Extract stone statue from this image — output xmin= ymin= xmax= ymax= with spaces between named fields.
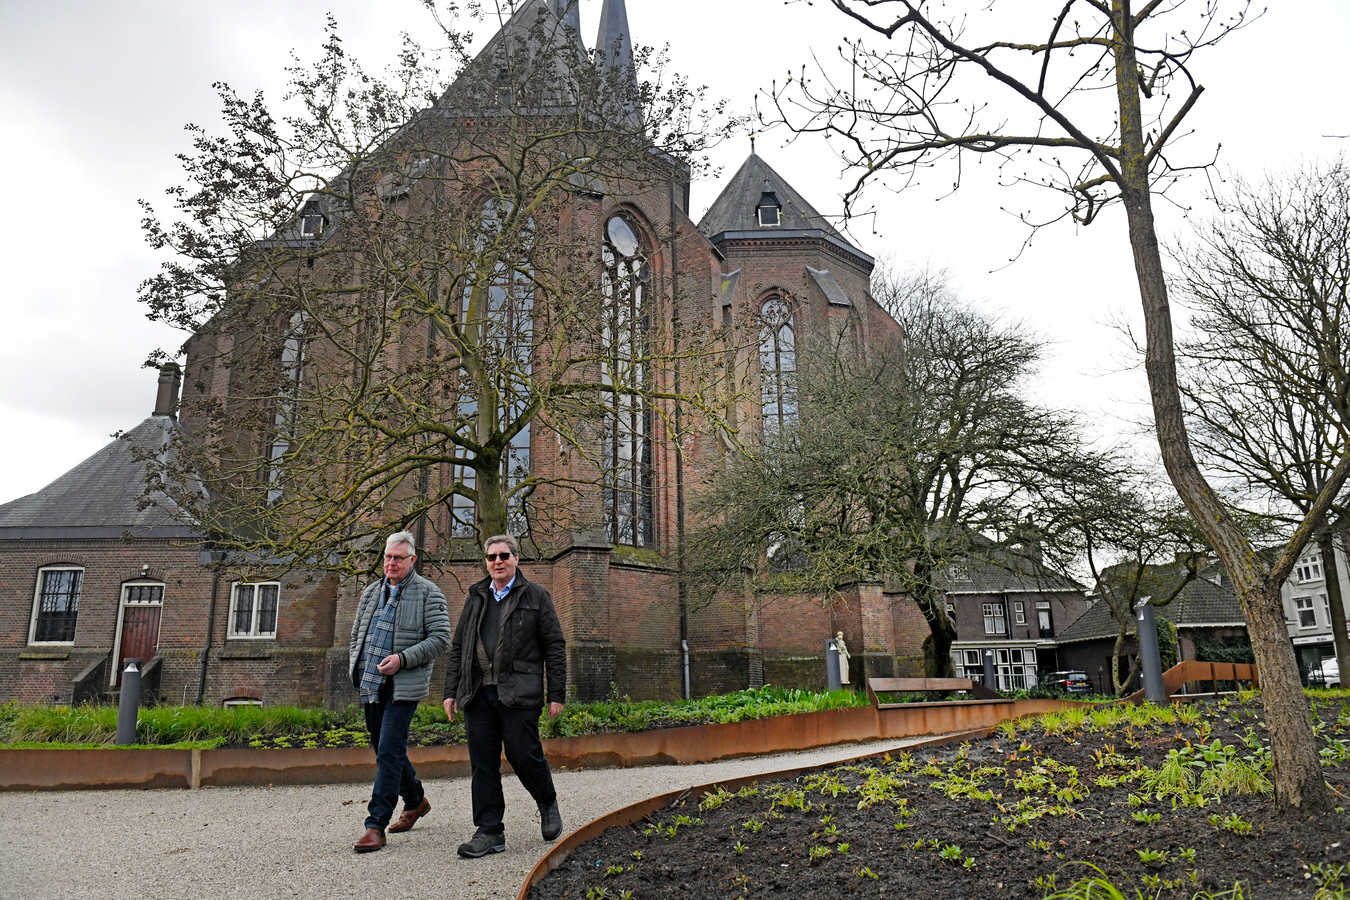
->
xmin=835 ymin=632 xmax=851 ymax=684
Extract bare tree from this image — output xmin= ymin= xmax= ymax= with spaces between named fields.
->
xmin=139 ymin=5 xmax=741 ymax=572
xmin=767 ymin=0 xmax=1341 ymax=812
xmin=1173 ymin=158 xmax=1350 ymax=680
xmin=689 ymin=270 xmax=1111 ymax=676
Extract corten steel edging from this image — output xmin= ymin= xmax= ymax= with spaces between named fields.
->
xmin=0 ymin=748 xmax=193 ymax=791
xmin=516 ymin=728 xmax=994 ymax=900
xmin=0 ymin=699 xmax=1081 ymax=792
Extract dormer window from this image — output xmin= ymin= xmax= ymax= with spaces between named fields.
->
xmin=757 ymin=191 xmax=781 ymax=227
xmin=300 ymin=200 xmax=325 ymax=239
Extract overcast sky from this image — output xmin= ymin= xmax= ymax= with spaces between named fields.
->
xmin=0 ymin=0 xmax=1345 ymax=505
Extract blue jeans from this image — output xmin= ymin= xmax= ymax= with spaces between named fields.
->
xmin=363 ymin=686 xmax=422 ymax=830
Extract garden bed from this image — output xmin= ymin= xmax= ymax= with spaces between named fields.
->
xmin=528 ymin=691 xmax=1350 ymax=900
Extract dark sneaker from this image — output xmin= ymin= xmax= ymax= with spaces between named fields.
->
xmin=457 ymin=830 xmax=506 ymax=858
xmin=540 ymin=801 xmax=563 ymax=841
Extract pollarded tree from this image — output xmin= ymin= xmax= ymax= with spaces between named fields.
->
xmin=1172 ymin=158 xmax=1350 ymax=680
xmin=689 ymin=270 xmax=1113 ymax=676
xmin=768 ymin=0 xmax=1342 ymax=812
xmin=139 ymin=2 xmax=741 ymax=573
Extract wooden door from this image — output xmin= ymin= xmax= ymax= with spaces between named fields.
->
xmin=116 ymin=586 xmax=163 ymax=686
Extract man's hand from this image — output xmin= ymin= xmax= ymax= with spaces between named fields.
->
xmin=548 ymin=701 xmax=564 ymax=719
xmin=376 ymin=654 xmax=402 ymax=675
xmin=443 ymin=697 xmax=458 ymax=721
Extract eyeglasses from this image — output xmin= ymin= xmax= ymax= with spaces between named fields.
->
xmin=485 ymin=552 xmax=514 ymax=562
xmin=383 ymin=554 xmax=412 ymax=562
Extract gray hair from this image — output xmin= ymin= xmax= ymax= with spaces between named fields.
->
xmin=482 ymin=534 xmax=520 ymax=557
xmin=385 ymin=530 xmax=417 ymax=556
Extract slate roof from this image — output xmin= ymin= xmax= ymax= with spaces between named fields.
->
xmin=940 ymin=553 xmax=1084 ymax=595
xmin=1054 ymin=574 xmax=1245 ymax=645
xmin=0 ymin=416 xmax=198 ymax=539
xmin=697 ymin=152 xmax=871 ymax=263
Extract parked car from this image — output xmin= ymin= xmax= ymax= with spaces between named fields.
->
xmin=1310 ymin=657 xmax=1340 ymax=688
xmin=1040 ymin=671 xmax=1093 ymax=694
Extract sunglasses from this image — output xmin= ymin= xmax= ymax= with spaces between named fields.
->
xmin=485 ymin=552 xmax=514 ymax=561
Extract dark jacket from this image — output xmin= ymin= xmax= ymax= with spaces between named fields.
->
xmin=445 ymin=571 xmax=566 ymax=709
xmin=348 ymin=571 xmax=452 ymax=702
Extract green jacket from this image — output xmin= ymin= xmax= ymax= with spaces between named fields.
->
xmin=348 ymin=572 xmax=452 ymax=702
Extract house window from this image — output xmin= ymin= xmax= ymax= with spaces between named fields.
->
xmin=223 ymin=697 xmax=263 ymax=709
xmin=951 ymin=649 xmax=983 ymax=679
xmin=995 ymin=647 xmax=1037 ymax=691
xmin=1036 ymin=600 xmax=1053 ymax=637
xmin=1295 ymin=554 xmax=1324 ymax=584
xmin=945 ymin=600 xmax=956 ymax=622
xmin=757 ymin=192 xmax=781 ymax=226
xmin=229 ymin=583 xmax=279 ymax=639
xmin=982 ymin=602 xmax=1007 ymax=635
xmin=30 ymin=566 xmax=83 ymax=644
xmin=759 ymin=296 xmax=797 ymax=441
xmin=1014 ymin=601 xmax=1026 ymax=625
xmin=601 ymin=213 xmax=654 ymax=547
xmin=299 ymin=199 xmax=325 ymax=238
xmin=1294 ymin=595 xmax=1317 ymax=630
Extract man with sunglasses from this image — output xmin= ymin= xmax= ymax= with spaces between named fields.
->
xmin=443 ymin=534 xmax=566 ymax=858
xmin=349 ymin=530 xmax=452 ymax=852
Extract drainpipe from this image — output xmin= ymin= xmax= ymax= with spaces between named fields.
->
xmin=196 ymin=564 xmax=222 ymax=706
xmin=669 ymin=178 xmax=690 ymax=699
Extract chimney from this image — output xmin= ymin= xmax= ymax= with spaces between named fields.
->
xmin=153 ymin=363 xmax=182 ymax=418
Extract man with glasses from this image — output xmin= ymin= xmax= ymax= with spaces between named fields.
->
xmin=443 ymin=534 xmax=566 ymax=858
xmin=349 ymin=530 xmax=451 ymax=852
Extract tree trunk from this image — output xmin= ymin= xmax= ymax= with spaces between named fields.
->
xmin=1111 ymin=0 xmax=1330 ymax=812
xmin=1320 ymin=530 xmax=1350 ymax=679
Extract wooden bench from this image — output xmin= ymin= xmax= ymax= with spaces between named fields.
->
xmin=866 ymin=676 xmax=1001 ymax=709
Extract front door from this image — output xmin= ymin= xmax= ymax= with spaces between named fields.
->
xmin=115 ymin=584 xmax=163 ymax=686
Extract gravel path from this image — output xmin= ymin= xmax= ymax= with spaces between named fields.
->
xmin=0 ymin=737 xmax=938 ymax=900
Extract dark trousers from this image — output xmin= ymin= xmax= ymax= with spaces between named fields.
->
xmin=464 ymin=685 xmax=556 ymax=835
xmin=363 ymin=681 xmax=422 ymax=830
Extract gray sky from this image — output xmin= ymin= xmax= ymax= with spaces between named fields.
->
xmin=0 ymin=0 xmax=1345 ymax=504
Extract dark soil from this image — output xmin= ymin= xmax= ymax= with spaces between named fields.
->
xmin=530 ymin=693 xmax=1350 ymax=900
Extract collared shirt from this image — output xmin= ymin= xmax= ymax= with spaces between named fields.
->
xmin=490 ymin=575 xmax=515 ymax=603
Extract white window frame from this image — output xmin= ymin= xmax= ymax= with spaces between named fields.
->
xmin=1014 ymin=601 xmax=1026 ymax=625
xmin=982 ymin=602 xmax=1007 ymax=635
xmin=109 ymin=581 xmax=165 ymax=686
xmin=223 ymin=698 xmax=263 ymax=708
xmin=995 ymin=647 xmax=1037 ymax=691
xmin=29 ymin=565 xmax=84 ymax=646
xmin=1294 ymin=595 xmax=1317 ymax=630
xmin=1295 ymin=555 xmax=1324 ymax=584
xmin=228 ymin=582 xmax=281 ymax=640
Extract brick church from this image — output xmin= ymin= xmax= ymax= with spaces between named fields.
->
xmin=0 ymin=0 xmax=927 ymax=708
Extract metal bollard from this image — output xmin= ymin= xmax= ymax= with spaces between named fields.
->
xmin=115 ymin=659 xmax=142 ymax=745
xmin=982 ymin=649 xmax=997 ymax=691
xmin=825 ymin=640 xmax=842 ymax=692
xmin=1136 ymin=602 xmax=1167 ymax=702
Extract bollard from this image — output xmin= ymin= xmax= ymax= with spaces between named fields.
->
xmin=982 ymin=649 xmax=997 ymax=691
xmin=825 ymin=640 xmax=842 ymax=692
xmin=1136 ymin=602 xmax=1167 ymax=702
xmin=115 ymin=659 xmax=142 ymax=745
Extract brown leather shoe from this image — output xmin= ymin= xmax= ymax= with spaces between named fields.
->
xmin=387 ymin=797 xmax=431 ymax=833
xmin=353 ymin=827 xmax=386 ymax=852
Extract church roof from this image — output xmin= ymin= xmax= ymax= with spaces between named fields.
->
xmin=0 ymin=416 xmax=199 ymax=539
xmin=697 ymin=152 xmax=871 ymax=263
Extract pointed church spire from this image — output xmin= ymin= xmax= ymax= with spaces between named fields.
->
xmin=549 ymin=0 xmax=582 ymax=36
xmin=596 ymin=0 xmax=635 ymax=77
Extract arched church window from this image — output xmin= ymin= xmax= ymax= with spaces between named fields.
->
xmin=449 ymin=198 xmax=534 ymax=538
xmin=601 ymin=213 xmax=654 ymax=547
xmin=759 ymin=296 xmax=797 ymax=441
xmin=267 ymin=311 xmax=307 ymax=504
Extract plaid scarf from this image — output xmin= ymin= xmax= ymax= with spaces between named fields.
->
xmin=358 ymin=581 xmax=402 ymax=702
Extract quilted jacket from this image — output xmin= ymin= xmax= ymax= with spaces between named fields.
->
xmin=348 ymin=572 xmax=452 ymax=702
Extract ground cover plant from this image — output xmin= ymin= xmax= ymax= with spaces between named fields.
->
xmin=0 ymin=686 xmax=866 ymax=749
xmin=530 ymin=690 xmax=1350 ymax=900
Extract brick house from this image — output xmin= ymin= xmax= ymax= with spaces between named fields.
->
xmin=942 ymin=552 xmax=1092 ymax=691
xmin=0 ymin=0 xmax=920 ymax=707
